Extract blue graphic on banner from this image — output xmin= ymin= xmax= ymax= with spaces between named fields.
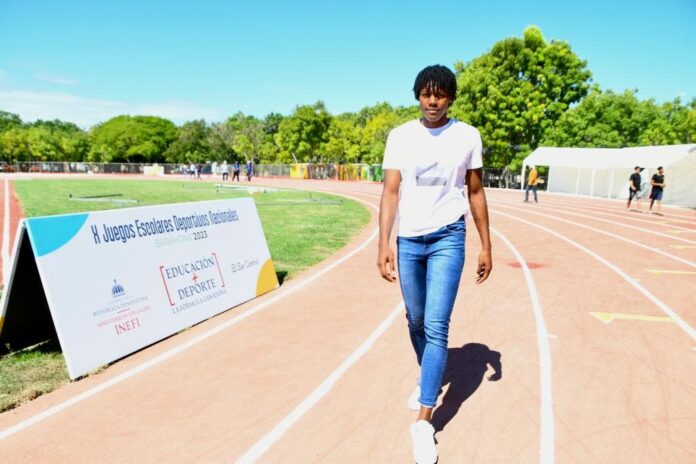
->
xmin=26 ymin=213 xmax=90 ymax=257
xmin=111 ymin=279 xmax=126 ymax=298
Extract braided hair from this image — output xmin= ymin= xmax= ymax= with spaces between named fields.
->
xmin=412 ymin=65 xmax=457 ymax=101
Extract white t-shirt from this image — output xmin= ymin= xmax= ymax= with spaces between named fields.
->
xmin=382 ymin=118 xmax=483 ymax=237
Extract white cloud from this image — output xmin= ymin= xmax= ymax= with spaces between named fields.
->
xmin=0 ymin=89 xmax=225 ymax=128
xmin=34 ymin=72 xmax=79 ymax=86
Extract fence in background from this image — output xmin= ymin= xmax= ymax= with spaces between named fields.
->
xmin=0 ymin=161 xmax=525 ymax=188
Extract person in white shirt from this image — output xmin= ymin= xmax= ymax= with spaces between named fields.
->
xmin=377 ymin=65 xmax=492 ymax=464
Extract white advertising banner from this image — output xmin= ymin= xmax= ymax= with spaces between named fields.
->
xmin=17 ymin=198 xmax=278 ymax=379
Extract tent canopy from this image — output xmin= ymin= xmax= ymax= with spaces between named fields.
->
xmin=523 ymin=144 xmax=696 ymax=169
xmin=520 ymin=144 xmax=696 ymax=208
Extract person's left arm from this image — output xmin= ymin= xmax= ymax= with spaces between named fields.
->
xmin=466 ymin=168 xmax=492 ymax=283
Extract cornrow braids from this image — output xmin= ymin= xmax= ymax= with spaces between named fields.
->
xmin=412 ymin=65 xmax=457 ymax=101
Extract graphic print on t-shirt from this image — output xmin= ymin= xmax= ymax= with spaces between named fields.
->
xmin=415 ymin=162 xmax=448 ymax=187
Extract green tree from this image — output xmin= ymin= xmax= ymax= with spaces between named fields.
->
xmin=206 ymin=122 xmax=237 ymax=162
xmin=361 ymin=108 xmax=405 ymax=164
xmin=228 ymin=112 xmax=264 ymax=161
xmin=274 ymin=102 xmax=331 ymax=162
xmin=321 ymin=115 xmax=362 ymax=163
xmin=164 ymin=119 xmax=210 ymax=163
xmin=542 ymin=89 xmax=678 ymax=148
xmin=27 ymin=120 xmax=90 ymax=161
xmin=0 ymin=127 xmax=30 ymax=162
xmin=659 ymin=98 xmax=696 ymax=144
xmin=89 ymin=115 xmax=176 ymax=163
xmin=0 ymin=111 xmax=22 ymax=133
xmin=451 ymin=25 xmax=592 ymax=169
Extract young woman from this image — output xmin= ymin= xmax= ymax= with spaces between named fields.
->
xmin=377 ymin=65 xmax=492 ymax=464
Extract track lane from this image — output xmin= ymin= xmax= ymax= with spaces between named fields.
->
xmin=486 ymin=207 xmax=696 ymax=463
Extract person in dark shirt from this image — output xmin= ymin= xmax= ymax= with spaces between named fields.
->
xmin=232 ymin=161 xmax=241 ymax=182
xmin=649 ymin=166 xmax=666 ymax=215
xmin=626 ymin=166 xmax=642 ymax=211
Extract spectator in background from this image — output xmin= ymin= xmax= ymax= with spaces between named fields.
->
xmin=189 ymin=162 xmax=196 ymax=180
xmin=221 ymin=161 xmax=230 ymax=181
xmin=649 ymin=166 xmax=666 ymax=215
xmin=232 ymin=160 xmax=241 ymax=182
xmin=524 ymin=165 xmax=539 ymax=203
xmin=626 ymin=166 xmax=642 ymax=211
xmin=246 ymin=159 xmax=253 ymax=181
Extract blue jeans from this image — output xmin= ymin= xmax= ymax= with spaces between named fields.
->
xmin=525 ymin=184 xmax=537 ymax=202
xmin=397 ymin=219 xmax=465 ymax=407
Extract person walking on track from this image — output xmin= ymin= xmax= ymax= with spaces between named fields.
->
xmin=377 ymin=64 xmax=493 ymax=464
xmin=649 ymin=166 xmax=666 ymax=215
xmin=524 ymin=165 xmax=539 ymax=203
xmin=626 ymin=166 xmax=643 ymax=211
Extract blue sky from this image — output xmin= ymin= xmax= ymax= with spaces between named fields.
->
xmin=1 ymin=0 xmax=694 ymax=127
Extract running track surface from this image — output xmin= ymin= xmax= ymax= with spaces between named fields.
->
xmin=0 ymin=174 xmax=694 ymax=463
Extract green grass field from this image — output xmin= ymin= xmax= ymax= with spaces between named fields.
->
xmin=1 ymin=178 xmax=370 ymax=412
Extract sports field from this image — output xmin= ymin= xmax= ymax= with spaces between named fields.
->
xmin=0 ymin=174 xmax=695 ymax=463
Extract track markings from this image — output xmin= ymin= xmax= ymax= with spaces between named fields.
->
xmin=590 ymin=312 xmax=675 ymax=324
xmin=491 ymin=209 xmax=696 ymax=341
xmin=235 ymin=302 xmax=404 ymax=464
xmin=645 ymin=269 xmax=696 ymax=276
xmin=670 ymin=245 xmax=696 ymax=249
xmin=490 ymin=202 xmax=696 ymax=268
xmin=491 ymin=227 xmax=555 ymax=464
xmin=492 ymin=197 xmax=696 ymax=243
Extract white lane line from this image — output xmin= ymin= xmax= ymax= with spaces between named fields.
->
xmin=490 ymin=189 xmax=696 ymax=224
xmin=492 ymin=227 xmax=555 ymax=464
xmin=235 ymin=301 xmax=404 ymax=463
xmin=491 ymin=202 xmax=696 ymax=269
xmin=0 ymin=191 xmax=380 ymax=441
xmin=494 ymin=199 xmax=696 ymax=243
xmin=518 ymin=198 xmax=696 ymax=233
xmin=2 ymin=179 xmax=10 ymax=287
xmin=492 ymin=209 xmax=696 ymax=341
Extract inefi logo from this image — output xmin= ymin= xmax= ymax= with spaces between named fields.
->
xmin=111 ymin=279 xmax=126 ymax=298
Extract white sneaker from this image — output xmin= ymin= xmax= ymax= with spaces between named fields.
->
xmin=410 ymin=420 xmax=437 ymax=464
xmin=408 ymin=385 xmax=421 ymax=411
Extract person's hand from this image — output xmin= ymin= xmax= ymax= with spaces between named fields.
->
xmin=377 ymin=244 xmax=397 ymax=282
xmin=476 ymin=249 xmax=492 ymax=284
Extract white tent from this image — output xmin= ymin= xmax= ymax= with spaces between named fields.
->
xmin=521 ymin=144 xmax=696 ymax=208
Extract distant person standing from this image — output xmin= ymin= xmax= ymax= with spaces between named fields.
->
xmin=649 ymin=166 xmax=666 ymax=215
xmin=524 ymin=165 xmax=539 ymax=203
xmin=221 ymin=162 xmax=230 ymax=181
xmin=626 ymin=166 xmax=642 ymax=211
xmin=246 ymin=160 xmax=253 ymax=181
xmin=196 ymin=163 xmax=202 ymax=180
xmin=232 ymin=161 xmax=241 ymax=181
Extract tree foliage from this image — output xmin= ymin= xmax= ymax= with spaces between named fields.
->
xmin=89 ymin=116 xmax=177 ymax=163
xmin=275 ymin=102 xmax=332 ymax=162
xmin=542 ymin=90 xmax=696 ymax=148
xmin=164 ymin=119 xmax=210 ymax=163
xmin=451 ymin=25 xmax=592 ymax=169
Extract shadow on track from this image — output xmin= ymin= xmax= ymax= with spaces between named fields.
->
xmin=432 ymin=343 xmax=502 ymax=433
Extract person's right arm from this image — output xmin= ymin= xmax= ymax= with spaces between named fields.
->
xmin=377 ymin=169 xmax=401 ymax=282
